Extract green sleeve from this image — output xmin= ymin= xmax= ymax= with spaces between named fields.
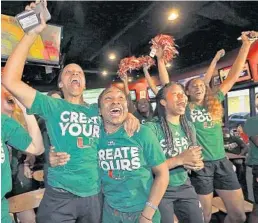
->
xmin=143 ymin=121 xmax=158 ymax=135
xmin=137 ymin=126 xmax=166 ymax=167
xmin=2 ymin=115 xmax=32 ymax=152
xmin=26 ymin=91 xmax=60 ymax=119
xmin=244 ymin=117 xmax=258 ymax=137
xmin=215 ymin=90 xmax=225 ymax=102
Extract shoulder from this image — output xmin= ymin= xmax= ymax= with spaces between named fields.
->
xmin=144 ymin=119 xmax=160 ymax=132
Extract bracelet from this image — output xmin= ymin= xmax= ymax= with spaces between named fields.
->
xmin=141 ymin=213 xmax=152 ymax=222
xmin=146 ymin=201 xmax=158 ymax=211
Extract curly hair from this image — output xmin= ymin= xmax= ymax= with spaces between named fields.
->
xmin=185 ymin=78 xmax=224 ymax=123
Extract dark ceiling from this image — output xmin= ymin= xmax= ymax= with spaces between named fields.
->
xmin=1 ymin=1 xmax=258 ymax=91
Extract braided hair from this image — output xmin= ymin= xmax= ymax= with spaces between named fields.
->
xmin=156 ymin=82 xmax=196 ymax=156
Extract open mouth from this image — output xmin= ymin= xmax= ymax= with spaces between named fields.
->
xmin=70 ymin=78 xmax=81 ymax=87
xmin=195 ymin=91 xmax=203 ymax=96
xmin=7 ymin=97 xmax=15 ymax=105
xmin=109 ymin=108 xmax=122 ymax=117
xmin=177 ymin=101 xmax=186 ymax=107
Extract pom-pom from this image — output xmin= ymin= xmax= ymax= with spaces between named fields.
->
xmin=138 ymin=56 xmax=155 ymax=67
xmin=149 ymin=34 xmax=179 ymax=63
xmin=117 ymin=56 xmax=141 ymax=78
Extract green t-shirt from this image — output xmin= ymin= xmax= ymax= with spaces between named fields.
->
xmin=185 ymin=91 xmax=225 ymax=161
xmin=244 ymin=116 xmax=258 ymax=165
xmin=145 ymin=120 xmax=193 ymax=187
xmin=98 ymin=125 xmax=166 ymax=212
xmin=27 ymin=91 xmax=101 ymax=197
xmin=1 ymin=114 xmax=32 ymax=223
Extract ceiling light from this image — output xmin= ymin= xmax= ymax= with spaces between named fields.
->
xmin=102 ymin=70 xmax=108 ymax=76
xmin=168 ymin=10 xmax=179 ymax=21
xmin=128 ymin=77 xmax=133 ymax=82
xmin=108 ymin=53 xmax=116 ymax=61
xmin=166 ymin=63 xmax=172 ymax=68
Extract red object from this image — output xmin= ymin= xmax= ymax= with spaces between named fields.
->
xmin=108 ymin=170 xmax=113 ymax=178
xmin=138 ymin=56 xmax=155 ymax=67
xmin=117 ymin=56 xmax=141 ymax=77
xmin=239 ymin=132 xmax=249 ymax=144
xmin=247 ymin=40 xmax=258 ymax=82
xmin=150 ymin=34 xmax=179 ymax=63
xmin=117 ymin=56 xmax=155 ymax=78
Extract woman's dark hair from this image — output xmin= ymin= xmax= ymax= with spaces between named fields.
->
xmin=156 ymin=82 xmax=196 ymax=155
xmin=98 ymin=86 xmax=128 ymax=110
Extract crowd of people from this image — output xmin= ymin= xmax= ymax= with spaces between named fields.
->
xmin=1 ymin=2 xmax=258 ymax=223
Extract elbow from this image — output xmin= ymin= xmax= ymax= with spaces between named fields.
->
xmin=35 ymin=145 xmax=45 ymax=156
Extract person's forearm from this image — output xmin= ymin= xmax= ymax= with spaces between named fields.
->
xmin=3 ymin=34 xmax=38 ymax=86
xmin=144 ymin=70 xmax=158 ymax=95
xmin=23 ymin=111 xmax=44 ymax=155
xmin=142 ymin=171 xmax=169 ymax=219
xmin=157 ymin=58 xmax=170 ymax=85
xmin=166 ymin=156 xmax=183 ymax=169
xmin=123 ymin=81 xmax=130 ymax=96
xmin=203 ymin=58 xmax=218 ymax=85
xmin=220 ymin=42 xmax=251 ymax=94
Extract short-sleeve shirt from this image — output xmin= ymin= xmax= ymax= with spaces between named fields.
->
xmin=27 ymin=91 xmax=101 ymax=197
xmin=145 ymin=120 xmax=194 ymax=187
xmin=244 ymin=116 xmax=258 ymax=165
xmin=185 ymin=90 xmax=225 ymax=161
xmin=1 ymin=114 xmax=32 ymax=223
xmin=98 ymin=125 xmax=166 ymax=212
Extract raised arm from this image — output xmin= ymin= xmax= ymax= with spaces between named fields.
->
xmin=17 ymin=99 xmax=44 ymax=154
xmin=156 ymin=47 xmax=170 ymax=85
xmin=120 ymin=74 xmax=136 ymax=113
xmin=203 ymin=49 xmax=225 ymax=85
xmin=143 ymin=64 xmax=159 ymax=95
xmin=2 ymin=3 xmax=47 ymax=109
xmin=219 ymin=31 xmax=256 ymax=95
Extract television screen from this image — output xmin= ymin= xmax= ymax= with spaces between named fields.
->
xmin=83 ymin=88 xmax=105 ymax=104
xmin=147 ymin=85 xmax=162 ymax=99
xmin=129 ymin=90 xmax=136 ymax=101
xmin=219 ymin=61 xmax=252 ymax=83
xmin=1 ymin=14 xmax=62 ymax=66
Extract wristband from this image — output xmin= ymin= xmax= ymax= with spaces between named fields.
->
xmin=141 ymin=213 xmax=152 ymax=222
xmin=146 ymin=201 xmax=158 ymax=211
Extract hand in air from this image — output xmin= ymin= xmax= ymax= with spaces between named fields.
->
xmin=143 ymin=64 xmax=151 ymax=73
xmin=214 ymin=49 xmax=225 ymax=61
xmin=241 ymin=31 xmax=258 ymax=45
xmin=25 ymin=1 xmax=47 ymax=35
xmin=155 ymin=47 xmax=164 ymax=60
